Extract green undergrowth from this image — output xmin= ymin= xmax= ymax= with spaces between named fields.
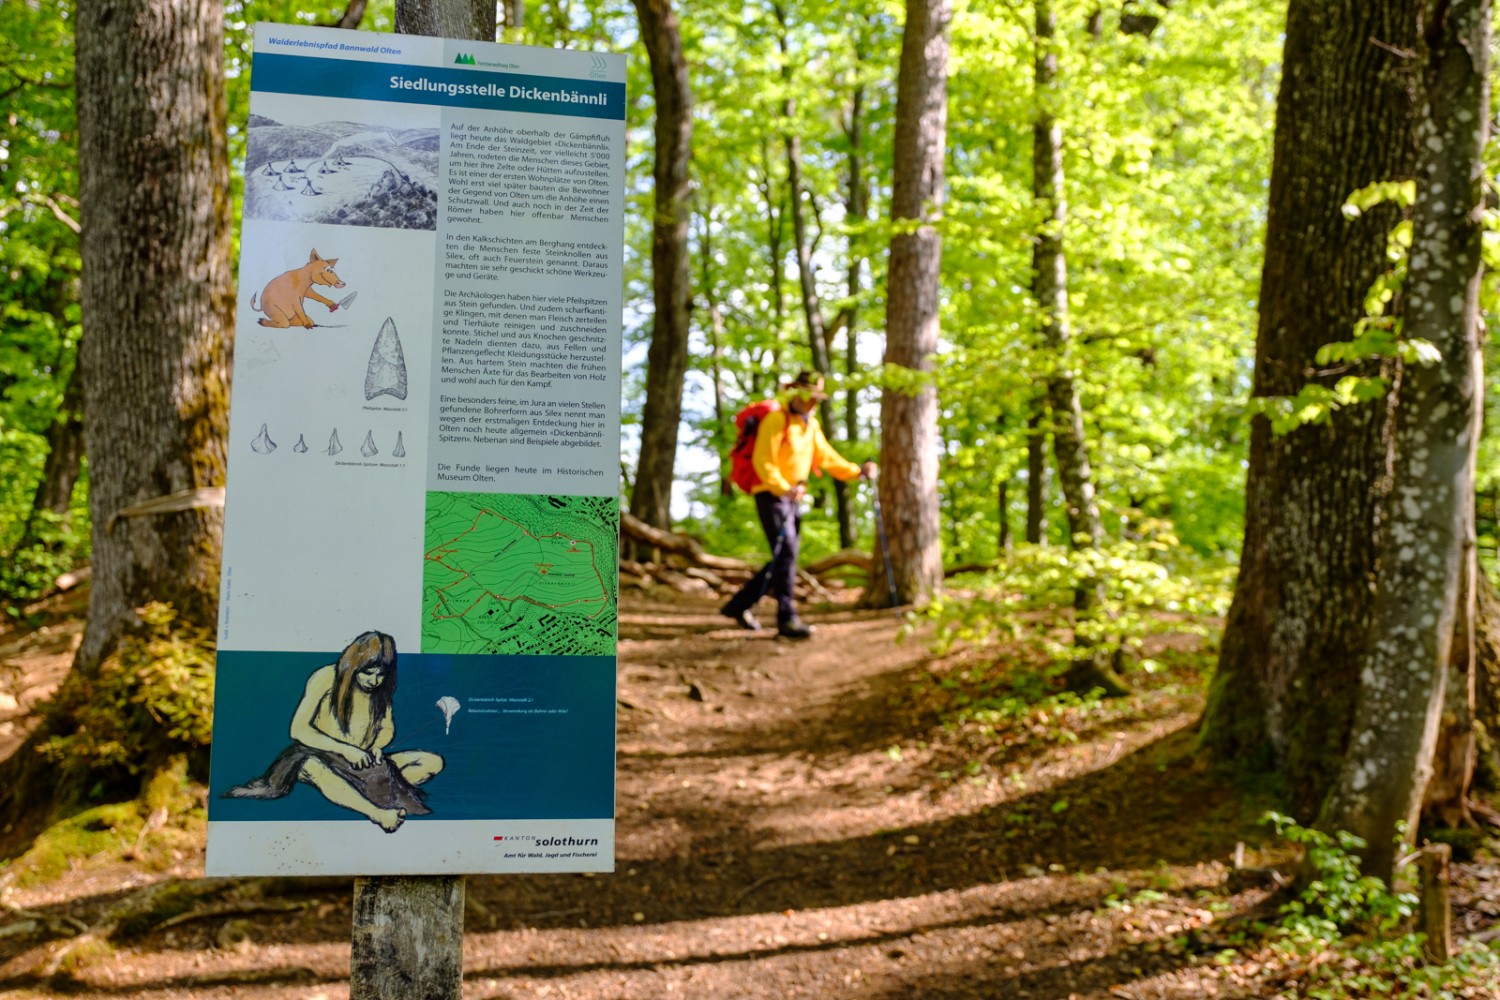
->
xmin=5 ymin=755 xmax=206 ymax=888
xmin=924 ymin=527 xmax=1233 ymax=669
xmin=36 ymin=601 xmax=214 ymax=794
xmin=1216 ymin=815 xmax=1500 ymax=999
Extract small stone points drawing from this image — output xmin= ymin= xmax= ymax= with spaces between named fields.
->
xmin=392 ymin=432 xmax=407 ymax=458
xmin=251 ymin=424 xmax=277 ymax=454
xmin=327 ymin=429 xmax=343 ymax=456
xmin=293 ymin=434 xmax=309 ymax=453
xmin=361 ymin=430 xmax=379 ymax=458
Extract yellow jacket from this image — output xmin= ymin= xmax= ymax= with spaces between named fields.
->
xmin=751 ymin=401 xmax=862 ymax=496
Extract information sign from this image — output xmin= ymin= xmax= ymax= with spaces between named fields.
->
xmin=206 ymin=24 xmax=625 ymax=876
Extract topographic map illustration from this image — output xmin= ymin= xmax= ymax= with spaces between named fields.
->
xmin=422 ymin=492 xmax=618 ymax=655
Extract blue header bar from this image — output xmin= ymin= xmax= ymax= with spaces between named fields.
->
xmin=251 ymin=52 xmax=626 ymax=122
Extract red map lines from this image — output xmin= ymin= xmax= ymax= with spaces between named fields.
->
xmin=424 ymin=507 xmax=608 ymax=622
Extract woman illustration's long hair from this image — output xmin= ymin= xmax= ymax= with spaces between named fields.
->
xmin=330 ymin=630 xmax=397 ymax=741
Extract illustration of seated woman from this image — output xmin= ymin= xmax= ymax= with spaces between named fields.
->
xmin=223 ymin=630 xmax=442 ymax=832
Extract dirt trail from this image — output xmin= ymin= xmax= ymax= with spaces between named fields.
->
xmin=2 ymin=590 xmax=1278 ymax=998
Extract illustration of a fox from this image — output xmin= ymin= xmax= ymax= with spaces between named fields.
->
xmin=251 ymin=250 xmax=347 ymax=328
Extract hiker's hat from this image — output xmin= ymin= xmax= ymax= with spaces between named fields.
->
xmin=785 ymin=370 xmax=830 ymax=400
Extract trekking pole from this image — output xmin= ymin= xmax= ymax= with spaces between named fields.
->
xmin=870 ymin=486 xmax=900 ymax=612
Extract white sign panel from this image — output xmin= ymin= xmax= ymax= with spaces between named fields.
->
xmin=207 ymin=24 xmax=625 ymax=876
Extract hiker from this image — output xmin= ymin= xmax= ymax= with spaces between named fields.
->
xmin=720 ymin=371 xmax=877 ymax=639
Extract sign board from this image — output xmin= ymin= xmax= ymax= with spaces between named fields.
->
xmin=206 ymin=24 xmax=626 ymax=876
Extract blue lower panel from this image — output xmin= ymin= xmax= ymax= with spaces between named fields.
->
xmin=208 ymin=650 xmax=615 ymax=822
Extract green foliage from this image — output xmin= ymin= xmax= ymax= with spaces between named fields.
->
xmin=0 ymin=0 xmax=84 ymax=581
xmin=1259 ymin=812 xmax=1500 ymax=1000
xmin=0 ymin=509 xmax=87 ymax=606
xmin=38 ymin=603 xmax=215 ymax=779
xmin=925 ymin=522 xmax=1233 ymax=670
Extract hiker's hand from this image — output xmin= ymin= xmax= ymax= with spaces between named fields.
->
xmin=789 ymin=483 xmax=807 ymax=502
xmin=862 ymin=462 xmax=878 ymax=481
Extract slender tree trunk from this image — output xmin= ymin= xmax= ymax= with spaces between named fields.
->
xmin=502 ymin=0 xmax=523 ymax=33
xmin=1025 ymin=401 xmax=1048 ymax=544
xmin=873 ymin=0 xmax=948 ymax=608
xmin=842 ymin=62 xmax=868 ymax=448
xmin=1425 ymin=527 xmax=1477 ymax=828
xmin=998 ymin=478 xmax=1012 ymax=555
xmin=1032 ymin=0 xmax=1121 ymax=695
xmin=628 ymin=0 xmax=693 ymax=556
xmin=771 ymin=4 xmax=856 ymax=548
xmin=697 ymin=198 xmax=731 ymax=492
xmin=1199 ymin=0 xmax=1420 ymax=818
xmin=1320 ymin=0 xmax=1488 ymax=880
xmin=16 ymin=357 xmax=85 ymax=550
xmin=73 ymin=0 xmax=233 ymax=671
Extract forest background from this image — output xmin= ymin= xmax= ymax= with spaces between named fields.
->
xmin=6 ymin=0 xmax=1500 ymax=991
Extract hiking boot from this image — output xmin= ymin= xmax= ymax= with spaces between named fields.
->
xmin=721 ymin=606 xmax=762 ymax=631
xmin=777 ymin=618 xmax=815 ymax=640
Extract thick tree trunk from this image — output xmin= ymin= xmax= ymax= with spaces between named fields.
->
xmin=1032 ymin=0 xmax=1122 ymax=696
xmin=73 ymin=0 xmax=234 ymax=671
xmin=1320 ymin=0 xmax=1488 ymax=881
xmin=628 ymin=0 xmax=693 ymax=556
xmin=873 ymin=0 xmax=948 ymax=608
xmin=1198 ymin=0 xmax=1420 ymax=818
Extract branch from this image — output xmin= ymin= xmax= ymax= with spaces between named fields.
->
xmin=39 ymin=194 xmax=80 ymax=234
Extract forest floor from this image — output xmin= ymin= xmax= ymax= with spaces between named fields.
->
xmin=3 ymin=585 xmax=1500 ymax=998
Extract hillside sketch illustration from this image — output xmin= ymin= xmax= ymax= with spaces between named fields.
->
xmin=245 ymin=115 xmax=439 ymax=230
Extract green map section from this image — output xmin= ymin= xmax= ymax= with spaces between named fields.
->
xmin=422 ymin=492 xmax=618 ymax=655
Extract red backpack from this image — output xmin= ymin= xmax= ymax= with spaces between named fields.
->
xmin=728 ymin=399 xmax=780 ymax=494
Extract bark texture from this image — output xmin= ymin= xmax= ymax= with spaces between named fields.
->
xmin=73 ymin=0 xmax=234 ymax=670
xmin=396 ymin=0 xmax=478 ymax=35
xmin=1320 ymin=0 xmax=1488 ymax=880
xmin=1199 ymin=0 xmax=1421 ymax=817
xmin=350 ymin=876 xmax=465 ymax=999
xmin=628 ymin=0 xmax=693 ymax=555
xmin=874 ymin=0 xmax=949 ymax=607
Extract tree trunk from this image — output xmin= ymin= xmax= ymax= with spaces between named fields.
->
xmin=1424 ymin=529 xmax=1477 ymax=828
xmin=73 ymin=0 xmax=234 ymax=672
xmin=873 ymin=0 xmax=948 ymax=608
xmin=1198 ymin=0 xmax=1421 ymax=819
xmin=396 ymin=0 xmax=477 ymax=35
xmin=842 ymin=63 xmax=868 ymax=448
xmin=1026 ymin=400 xmax=1048 ymax=544
xmin=1032 ymin=0 xmax=1122 ymax=696
xmin=772 ymin=3 xmax=855 ymax=548
xmin=628 ymin=0 xmax=693 ymax=556
xmin=1319 ymin=0 xmax=1488 ymax=881
xmin=15 ymin=357 xmax=85 ymax=548
xmin=697 ymin=197 xmax=730 ymax=491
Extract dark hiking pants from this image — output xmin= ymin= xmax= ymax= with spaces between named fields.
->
xmin=723 ymin=490 xmax=801 ymax=624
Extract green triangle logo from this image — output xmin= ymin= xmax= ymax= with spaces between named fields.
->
xmin=455 ymin=53 xmax=476 ymax=65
